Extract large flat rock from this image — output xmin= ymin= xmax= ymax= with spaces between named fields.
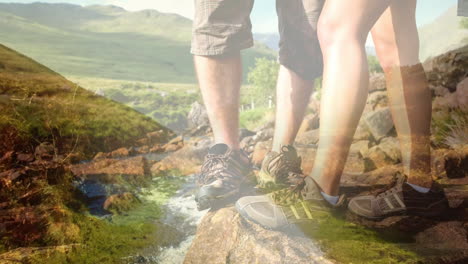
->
xmin=184 ymin=207 xmax=331 ymax=264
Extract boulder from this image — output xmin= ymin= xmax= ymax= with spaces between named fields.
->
xmin=415 ymin=221 xmax=468 ymax=250
xmin=296 ymin=147 xmax=317 ymax=175
xmin=109 ymin=147 xmax=129 ymax=158
xmin=364 ymin=107 xmax=394 ymax=141
xmin=146 ymin=130 xmax=167 ymax=145
xmin=378 ymin=137 xmax=401 ymax=163
xmin=350 ymin=140 xmax=370 ymax=157
xmin=152 ymin=137 xmax=213 ymax=175
xmin=184 ymin=207 xmax=331 ymax=264
xmin=367 ymin=90 xmax=388 ymax=110
xmin=343 ymin=153 xmax=366 ymax=175
xmin=366 ymin=146 xmax=396 ymax=169
xmin=432 ymin=147 xmax=468 ymax=179
xmin=70 ymin=156 xmax=151 ymax=181
xmin=297 ymin=114 xmax=319 ymax=135
xmin=251 ymin=140 xmax=272 ymax=167
xmin=187 ymin=102 xmax=209 ymax=129
xmin=368 ymin=73 xmax=387 ymax=92
xmin=353 ymin=122 xmax=372 ymax=142
xmin=296 ymin=129 xmax=319 ymax=146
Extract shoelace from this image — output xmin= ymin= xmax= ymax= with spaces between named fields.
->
xmin=374 ymin=176 xmax=402 ymax=198
xmin=199 ymin=154 xmax=237 ymax=185
xmin=271 ymin=146 xmax=302 ymax=182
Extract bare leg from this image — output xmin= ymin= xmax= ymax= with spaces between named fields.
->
xmin=194 ymin=54 xmax=242 ymax=150
xmin=372 ymin=0 xmax=433 ymax=188
xmin=272 ymin=66 xmax=315 ymax=152
xmin=311 ymin=0 xmax=390 ymax=195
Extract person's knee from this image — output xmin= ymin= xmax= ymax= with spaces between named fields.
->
xmin=373 ymin=34 xmax=399 ymax=70
xmin=317 ymin=16 xmax=365 ymax=54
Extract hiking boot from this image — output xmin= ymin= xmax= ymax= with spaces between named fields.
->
xmin=195 ymin=143 xmax=252 ymax=211
xmin=235 ymin=173 xmax=345 ymax=230
xmin=257 ymin=145 xmax=302 ymax=189
xmin=348 ymin=175 xmax=449 ymax=220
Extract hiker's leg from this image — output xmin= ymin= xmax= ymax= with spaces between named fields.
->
xmin=372 ymin=0 xmax=432 ymax=188
xmin=194 ymin=55 xmax=242 ymax=149
xmin=272 ymin=67 xmax=315 ymax=152
xmin=311 ymin=0 xmax=390 ymax=195
xmin=191 ymin=0 xmax=254 ymax=150
xmin=272 ymin=0 xmax=324 ymax=152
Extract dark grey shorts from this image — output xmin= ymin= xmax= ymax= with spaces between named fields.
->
xmin=191 ymin=0 xmax=325 ymax=80
xmin=459 ymin=0 xmax=468 ymax=17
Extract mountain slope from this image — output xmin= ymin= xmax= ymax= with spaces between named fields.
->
xmin=419 ymin=6 xmax=468 ymax=61
xmin=0 ymin=3 xmax=275 ymax=83
xmin=0 ymin=43 xmax=169 ymax=157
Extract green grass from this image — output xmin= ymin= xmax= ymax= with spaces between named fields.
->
xmin=240 ymin=107 xmax=274 ymax=131
xmin=0 ymin=44 xmax=170 ymax=157
xmin=298 ymin=212 xmax=423 ymax=264
xmin=0 ymin=3 xmax=276 ymax=83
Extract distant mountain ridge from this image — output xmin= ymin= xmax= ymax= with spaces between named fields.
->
xmin=0 ymin=3 xmax=274 ymax=83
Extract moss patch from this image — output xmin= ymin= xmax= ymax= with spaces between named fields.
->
xmin=298 ymin=212 xmax=423 ymax=264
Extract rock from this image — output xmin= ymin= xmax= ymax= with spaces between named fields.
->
xmin=34 ymin=142 xmax=55 ymax=161
xmin=378 ymin=137 xmax=401 ymax=162
xmin=146 ymin=130 xmax=167 ymax=144
xmin=109 ymin=147 xmax=129 ymax=158
xmin=152 ymin=137 xmax=213 ymax=175
xmin=297 ymin=114 xmax=319 ymax=135
xmin=0 ymin=151 xmax=14 ymax=166
xmin=253 ymin=128 xmax=274 ymax=143
xmin=343 ymin=153 xmax=366 ymax=175
xmin=251 ymin=140 xmax=272 ymax=167
xmin=296 ymin=147 xmax=317 ymax=175
xmin=341 ymin=164 xmax=402 ymax=188
xmin=367 ymin=90 xmax=388 ymax=110
xmin=93 ymin=152 xmax=108 ymax=161
xmin=184 ymin=207 xmax=332 ymax=264
xmin=239 ymin=128 xmax=255 ymax=140
xmin=149 ymin=144 xmax=165 ymax=153
xmin=103 ymin=192 xmax=140 ymax=214
xmin=296 ymin=129 xmax=319 ymax=146
xmin=432 ymin=147 xmax=468 ymax=179
xmin=70 ymin=156 xmax=151 ymax=181
xmin=368 ymin=73 xmax=387 ymax=92
xmin=415 ymin=222 xmax=468 ymax=250
xmin=254 ymin=119 xmax=275 ymax=133
xmin=364 ymin=107 xmax=394 ymax=141
xmin=163 ymin=136 xmax=184 ymax=152
xmin=456 ymin=77 xmax=468 ymax=107
xmin=16 ymin=153 xmax=34 ymax=163
xmin=353 ymin=122 xmax=372 ymax=142
xmin=350 ymin=140 xmax=370 ymax=157
xmin=187 ymin=102 xmax=209 ymax=129
xmin=366 ymin=146 xmax=395 ymax=169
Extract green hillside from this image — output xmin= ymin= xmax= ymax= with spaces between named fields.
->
xmin=0 ymin=43 xmax=169 ymax=158
xmin=419 ymin=6 xmax=468 ymax=61
xmin=0 ymin=2 xmax=275 ymax=83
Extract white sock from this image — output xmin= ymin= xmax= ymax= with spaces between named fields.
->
xmin=406 ymin=182 xmax=430 ymax=193
xmin=321 ymin=191 xmax=339 ymax=205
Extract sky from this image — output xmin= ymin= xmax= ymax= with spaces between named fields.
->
xmin=0 ymin=0 xmax=459 ymax=33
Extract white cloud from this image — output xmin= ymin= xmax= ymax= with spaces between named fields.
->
xmin=103 ymin=0 xmax=194 ymax=18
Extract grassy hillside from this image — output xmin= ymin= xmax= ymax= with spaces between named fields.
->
xmin=0 ymin=43 xmax=169 ymax=158
xmin=0 ymin=2 xmax=275 ymax=83
xmin=419 ymin=6 xmax=468 ymax=61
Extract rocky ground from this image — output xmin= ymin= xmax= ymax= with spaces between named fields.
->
xmin=1 ymin=45 xmax=467 ymax=263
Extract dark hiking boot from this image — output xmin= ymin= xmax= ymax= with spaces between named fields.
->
xmin=258 ymin=145 xmax=302 ymax=189
xmin=348 ymin=174 xmax=449 ymax=219
xmin=236 ymin=173 xmax=345 ymax=230
xmin=195 ymin=144 xmax=253 ymax=211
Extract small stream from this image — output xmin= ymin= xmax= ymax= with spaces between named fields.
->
xmin=152 ymin=175 xmax=207 ymax=264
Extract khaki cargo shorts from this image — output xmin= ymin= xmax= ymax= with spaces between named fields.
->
xmin=191 ymin=0 xmax=325 ymax=80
